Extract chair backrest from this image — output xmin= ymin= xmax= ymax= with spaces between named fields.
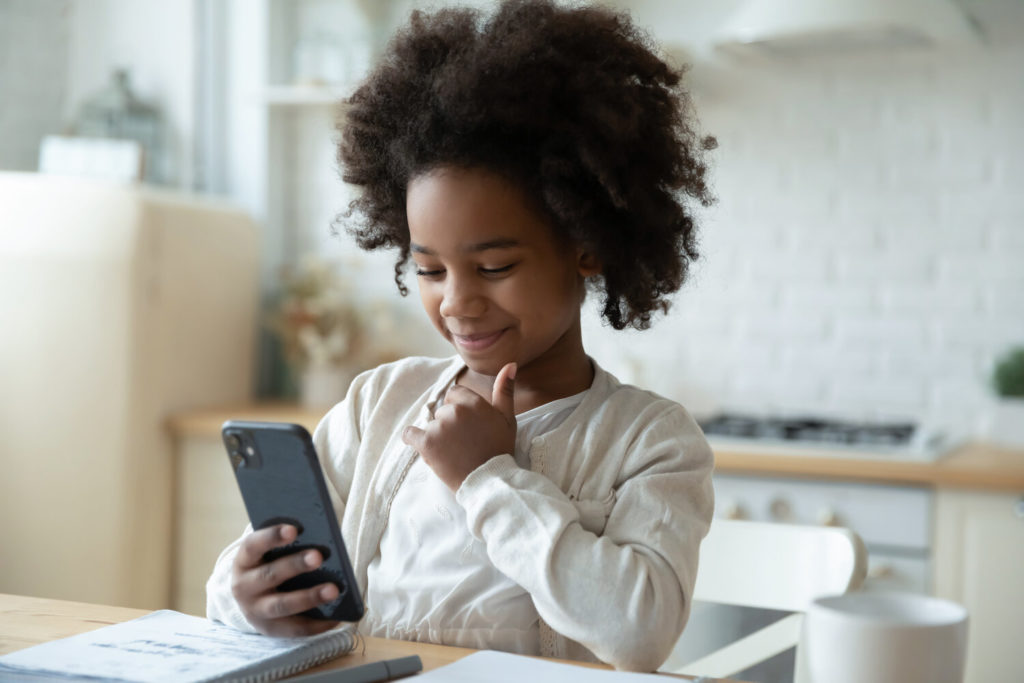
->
xmin=694 ymin=518 xmax=868 ymax=610
xmin=664 ymin=519 xmax=868 ymax=681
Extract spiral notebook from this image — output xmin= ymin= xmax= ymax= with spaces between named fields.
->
xmin=0 ymin=610 xmax=358 ymax=683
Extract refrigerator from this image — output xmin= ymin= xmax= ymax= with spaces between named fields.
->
xmin=0 ymin=171 xmax=259 ymax=609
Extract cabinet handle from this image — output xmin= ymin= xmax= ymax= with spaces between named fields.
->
xmin=769 ymin=497 xmax=792 ymax=521
xmin=868 ymin=564 xmax=894 ymax=580
xmin=817 ymin=506 xmax=840 ymax=527
xmin=723 ymin=501 xmax=746 ymax=520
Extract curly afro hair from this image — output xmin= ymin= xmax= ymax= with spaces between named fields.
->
xmin=337 ymin=0 xmax=715 ymax=330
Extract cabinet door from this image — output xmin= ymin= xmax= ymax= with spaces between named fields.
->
xmin=173 ymin=435 xmax=250 ymax=616
xmin=933 ymin=489 xmax=1024 ymax=683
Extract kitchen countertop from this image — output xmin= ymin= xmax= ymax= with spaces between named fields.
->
xmin=168 ymin=404 xmax=1024 ymax=492
xmin=711 ymin=441 xmax=1024 ymax=491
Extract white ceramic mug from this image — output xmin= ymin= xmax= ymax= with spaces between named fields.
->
xmin=803 ymin=592 xmax=968 ymax=683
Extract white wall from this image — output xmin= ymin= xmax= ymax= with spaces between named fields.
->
xmin=0 ymin=0 xmax=71 ymax=171
xmin=285 ymin=0 xmax=1024 ymax=435
xmin=581 ymin=1 xmax=1024 ymax=436
xmin=0 ymin=0 xmax=197 ymax=188
xmin=65 ymin=0 xmax=198 ymax=188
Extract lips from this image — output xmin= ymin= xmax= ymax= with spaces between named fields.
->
xmin=450 ymin=328 xmax=507 ymax=351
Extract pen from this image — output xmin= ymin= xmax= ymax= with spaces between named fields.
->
xmin=284 ymin=655 xmax=423 ymax=683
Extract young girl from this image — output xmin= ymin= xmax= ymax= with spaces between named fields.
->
xmin=207 ymin=0 xmax=716 ymax=672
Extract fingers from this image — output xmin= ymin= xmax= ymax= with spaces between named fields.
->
xmin=442 ymin=384 xmax=485 ymax=407
xmin=402 ymin=424 xmax=426 ymax=451
xmin=230 ymin=525 xmax=347 ymax=636
xmin=235 ymin=524 xmax=297 ymax=570
xmin=236 ymin=548 xmax=325 ymax=599
xmin=490 ymin=362 xmax=517 ymax=421
xmin=250 ymin=581 xmax=340 ymax=624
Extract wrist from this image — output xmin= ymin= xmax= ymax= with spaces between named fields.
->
xmin=454 ymin=453 xmax=519 ymax=499
xmin=442 ymin=453 xmax=499 ymax=492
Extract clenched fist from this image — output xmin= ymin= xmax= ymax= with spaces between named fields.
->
xmin=402 ymin=362 xmax=517 ymax=491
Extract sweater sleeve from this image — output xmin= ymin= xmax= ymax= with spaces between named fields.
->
xmin=454 ymin=404 xmax=714 ymax=672
xmin=205 ymin=385 xmax=366 ymax=630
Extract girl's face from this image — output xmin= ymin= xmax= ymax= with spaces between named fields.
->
xmin=406 ymin=167 xmax=596 ymax=380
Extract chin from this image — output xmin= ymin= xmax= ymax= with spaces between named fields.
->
xmin=456 ymin=353 xmax=510 ymax=378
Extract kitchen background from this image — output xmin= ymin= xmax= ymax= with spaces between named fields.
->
xmin=3 ymin=0 xmax=1021 ymax=435
xmin=1 ymin=1 xmax=1022 ymax=682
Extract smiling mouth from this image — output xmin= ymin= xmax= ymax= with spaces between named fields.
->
xmin=451 ymin=328 xmax=507 ymax=351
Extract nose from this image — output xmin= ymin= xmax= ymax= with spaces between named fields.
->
xmin=439 ymin=272 xmax=487 ymax=319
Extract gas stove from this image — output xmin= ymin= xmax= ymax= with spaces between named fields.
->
xmin=697 ymin=413 xmax=956 ymax=461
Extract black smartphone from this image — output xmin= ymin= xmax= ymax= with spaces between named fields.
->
xmin=221 ymin=420 xmax=364 ymax=622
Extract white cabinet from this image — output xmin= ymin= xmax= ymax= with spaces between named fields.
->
xmin=172 ymin=434 xmax=251 ymax=616
xmin=933 ymin=489 xmax=1024 ymax=683
xmin=0 ymin=174 xmax=258 ymax=610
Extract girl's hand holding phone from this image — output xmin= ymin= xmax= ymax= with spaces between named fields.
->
xmin=231 ymin=524 xmax=342 ymax=637
xmin=403 ymin=362 xmax=517 ymax=491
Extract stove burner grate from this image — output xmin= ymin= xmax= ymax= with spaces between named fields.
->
xmin=698 ymin=414 xmax=917 ymax=448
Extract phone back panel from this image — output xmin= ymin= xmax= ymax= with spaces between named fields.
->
xmin=221 ymin=420 xmax=364 ymax=622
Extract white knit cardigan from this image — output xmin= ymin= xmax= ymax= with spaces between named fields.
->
xmin=206 ymin=355 xmax=714 ymax=672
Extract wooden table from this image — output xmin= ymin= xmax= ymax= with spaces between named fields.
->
xmin=0 ymin=593 xmax=736 ymax=681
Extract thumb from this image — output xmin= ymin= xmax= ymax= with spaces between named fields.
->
xmin=491 ymin=362 xmax=517 ymax=421
xmin=402 ymin=424 xmax=426 ymax=451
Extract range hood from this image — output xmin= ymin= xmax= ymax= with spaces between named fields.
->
xmin=714 ymin=0 xmax=978 ymax=56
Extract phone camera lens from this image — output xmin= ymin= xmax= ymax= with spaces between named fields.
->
xmin=226 ymin=434 xmax=241 ymax=453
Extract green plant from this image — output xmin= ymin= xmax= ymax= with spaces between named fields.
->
xmin=992 ymin=346 xmax=1024 ymax=398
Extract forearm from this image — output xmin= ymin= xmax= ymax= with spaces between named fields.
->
xmin=456 ymin=455 xmax=702 ymax=671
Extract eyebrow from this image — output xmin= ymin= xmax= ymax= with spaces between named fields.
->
xmin=410 ymin=238 xmax=521 ymax=255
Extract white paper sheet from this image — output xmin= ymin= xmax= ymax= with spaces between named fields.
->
xmin=415 ymin=651 xmax=678 ymax=682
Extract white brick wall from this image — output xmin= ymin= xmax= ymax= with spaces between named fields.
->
xmin=580 ymin=33 xmax=1024 ymax=434
xmin=283 ymin=12 xmax=1021 ymax=435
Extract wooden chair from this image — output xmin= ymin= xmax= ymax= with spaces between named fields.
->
xmin=663 ymin=519 xmax=868 ymax=681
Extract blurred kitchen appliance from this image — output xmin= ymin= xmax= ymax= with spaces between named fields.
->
xmin=699 ymin=413 xmax=955 ymax=461
xmin=714 ymin=0 xmax=978 ymax=56
xmin=0 ymin=171 xmax=259 ymax=609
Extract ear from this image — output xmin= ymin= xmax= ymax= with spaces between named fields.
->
xmin=576 ymin=248 xmax=602 ymax=277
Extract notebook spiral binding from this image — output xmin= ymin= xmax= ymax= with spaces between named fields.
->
xmin=227 ymin=626 xmax=362 ymax=683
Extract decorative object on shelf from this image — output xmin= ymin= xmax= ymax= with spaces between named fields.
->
xmin=71 ymin=69 xmax=165 ymax=184
xmin=268 ymin=255 xmax=364 ymax=408
xmin=982 ymin=345 xmax=1024 ymax=447
xmin=267 ymin=255 xmax=401 ymax=408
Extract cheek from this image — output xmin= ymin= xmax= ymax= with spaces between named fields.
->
xmin=419 ymin=283 xmax=446 ymax=324
xmin=418 ymin=283 xmax=436 ymax=312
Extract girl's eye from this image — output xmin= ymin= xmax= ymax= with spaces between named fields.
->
xmin=415 ymin=267 xmax=444 ymax=278
xmin=480 ymin=264 xmax=515 ymax=275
